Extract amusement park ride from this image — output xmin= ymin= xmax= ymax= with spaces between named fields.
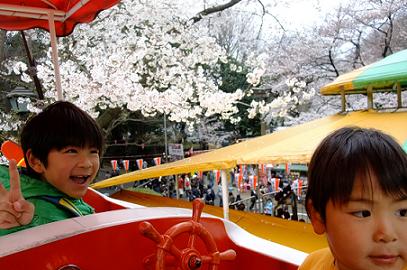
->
xmin=0 ymin=140 xmax=309 ymax=269
xmin=0 ymin=190 xmax=305 ymax=269
xmin=1 ymin=1 xmax=407 ymax=269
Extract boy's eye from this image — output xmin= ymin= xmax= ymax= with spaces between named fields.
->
xmin=64 ymin=148 xmax=78 ymax=153
xmin=352 ymin=210 xmax=371 ymax=218
xmin=396 ymin=209 xmax=407 ymax=217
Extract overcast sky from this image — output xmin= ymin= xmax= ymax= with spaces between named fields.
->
xmin=185 ymin=0 xmax=351 ymax=30
xmin=270 ymin=0 xmax=350 ymax=30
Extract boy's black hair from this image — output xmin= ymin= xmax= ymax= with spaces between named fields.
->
xmin=306 ymin=127 xmax=407 ymax=222
xmin=20 ymin=101 xmax=104 ymax=177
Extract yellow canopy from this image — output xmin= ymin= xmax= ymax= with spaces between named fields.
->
xmin=92 ymin=110 xmax=407 ymax=189
xmin=241 ymin=110 xmax=407 ymax=164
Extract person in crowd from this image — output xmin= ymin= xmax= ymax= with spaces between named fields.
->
xmin=275 ymin=208 xmax=284 ymax=218
xmin=228 ymin=191 xmax=235 ymax=209
xmin=184 ymin=174 xmax=192 ymax=199
xmin=262 ymin=184 xmax=270 ymax=195
xmin=266 ymin=182 xmax=273 ymax=193
xmin=217 ymin=185 xmax=223 ymax=207
xmin=204 ymin=185 xmax=215 ymax=205
xmin=177 ymin=175 xmax=184 ymax=198
xmin=282 ymin=210 xmax=290 ymax=219
xmin=249 ymin=189 xmax=258 ymax=210
xmin=290 ymin=213 xmax=299 ymax=221
xmin=198 ymin=179 xmax=205 ymax=198
xmin=0 ymin=101 xmax=103 ymax=235
xmin=190 ymin=185 xmax=201 ymax=201
xmin=235 ymin=194 xmax=245 ymax=211
xmin=190 ymin=174 xmax=198 ymax=187
xmin=299 ymin=127 xmax=407 ymax=270
xmin=263 ymin=198 xmax=273 ymax=216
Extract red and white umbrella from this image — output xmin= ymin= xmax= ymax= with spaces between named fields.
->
xmin=0 ymin=0 xmax=120 ymax=100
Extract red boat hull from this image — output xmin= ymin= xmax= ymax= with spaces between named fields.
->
xmin=0 ymin=189 xmax=306 ymax=269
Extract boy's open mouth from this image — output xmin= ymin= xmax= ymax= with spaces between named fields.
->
xmin=70 ymin=175 xmax=90 ymax=185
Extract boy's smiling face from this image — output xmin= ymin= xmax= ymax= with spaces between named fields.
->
xmin=31 ymin=146 xmax=100 ymax=198
xmin=311 ymin=174 xmax=407 ymax=270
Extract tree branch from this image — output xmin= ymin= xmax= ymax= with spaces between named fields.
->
xmin=328 ymin=47 xmax=340 ymax=77
xmin=190 ymin=0 xmax=243 ymax=23
xmin=264 ymin=11 xmax=286 ymax=32
xmin=255 ymin=0 xmax=266 ymax=39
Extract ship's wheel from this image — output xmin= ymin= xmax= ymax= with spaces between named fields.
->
xmin=139 ymin=199 xmax=236 ymax=270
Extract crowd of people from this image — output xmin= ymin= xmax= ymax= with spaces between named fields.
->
xmin=136 ymin=168 xmax=309 ymax=221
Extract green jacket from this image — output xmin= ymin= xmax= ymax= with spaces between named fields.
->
xmin=0 ymin=165 xmax=94 ymax=236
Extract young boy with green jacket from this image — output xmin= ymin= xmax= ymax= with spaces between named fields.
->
xmin=0 ymin=101 xmax=103 ymax=235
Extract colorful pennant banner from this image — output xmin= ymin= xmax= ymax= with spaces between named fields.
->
xmin=259 ymin=164 xmax=266 ymax=174
xmin=153 ymin=157 xmax=161 ymax=166
xmin=122 ymin=160 xmax=129 ymax=172
xmin=110 ymin=160 xmax=117 ymax=171
xmin=136 ymin=159 xmax=144 ymax=170
xmin=253 ymin=175 xmax=258 ymax=188
xmin=214 ymin=170 xmax=221 ymax=184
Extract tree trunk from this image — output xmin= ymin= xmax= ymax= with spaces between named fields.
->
xmin=96 ymin=107 xmax=123 ymax=132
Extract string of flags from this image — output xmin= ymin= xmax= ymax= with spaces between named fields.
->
xmin=109 ymin=157 xmax=163 ymax=172
xmin=122 ymin=160 xmax=129 ymax=172
xmin=213 ymin=169 xmax=221 ymax=184
xmin=153 ymin=157 xmax=161 ymax=166
xmin=110 ymin=160 xmax=118 ymax=171
xmin=108 ymin=159 xmax=294 ymax=191
xmin=259 ymin=164 xmax=266 ymax=174
xmin=136 ymin=159 xmax=143 ymax=170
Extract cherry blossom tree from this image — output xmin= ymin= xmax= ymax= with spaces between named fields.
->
xmin=2 ymin=0 xmax=300 ymax=137
xmin=33 ymin=1 xmax=258 ymax=130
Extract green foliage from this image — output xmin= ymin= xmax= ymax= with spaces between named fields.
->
xmin=213 ymin=57 xmax=261 ymax=138
xmin=217 ymin=59 xmax=249 ymax=93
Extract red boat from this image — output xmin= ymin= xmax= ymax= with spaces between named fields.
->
xmin=0 ymin=188 xmax=307 ymax=269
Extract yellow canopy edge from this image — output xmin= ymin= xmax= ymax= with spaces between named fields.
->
xmin=92 ymin=110 xmax=407 ymax=189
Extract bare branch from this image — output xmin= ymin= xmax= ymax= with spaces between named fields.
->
xmin=382 ymin=13 xmax=394 ymax=57
xmin=264 ymin=11 xmax=286 ymax=32
xmin=190 ymin=0 xmax=243 ymax=23
xmin=328 ymin=48 xmax=340 ymax=77
xmin=255 ymin=0 xmax=266 ymax=39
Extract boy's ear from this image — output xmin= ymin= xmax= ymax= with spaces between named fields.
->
xmin=26 ymin=149 xmax=45 ymax=174
xmin=307 ymin=200 xmax=326 ymax=235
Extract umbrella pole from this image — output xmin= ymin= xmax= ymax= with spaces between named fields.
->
xmin=397 ymin=82 xmax=402 ymax=108
xmin=221 ymin=170 xmax=229 ymax=220
xmin=367 ymin=86 xmax=374 ymax=110
xmin=47 ymin=11 xmax=63 ymax=101
xmin=341 ymin=90 xmax=346 ymax=112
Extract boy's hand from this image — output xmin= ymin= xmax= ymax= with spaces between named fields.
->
xmin=0 ymin=159 xmax=34 ymax=229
